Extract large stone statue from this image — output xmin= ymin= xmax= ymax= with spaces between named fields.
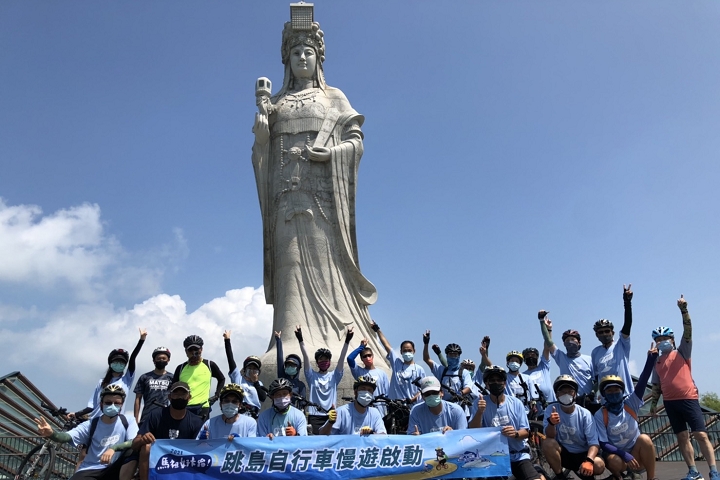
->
xmin=251 ymin=3 xmax=382 ymax=361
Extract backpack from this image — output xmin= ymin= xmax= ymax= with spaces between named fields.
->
xmin=87 ymin=414 xmax=129 ymax=445
xmin=602 ymin=404 xmax=637 ymax=427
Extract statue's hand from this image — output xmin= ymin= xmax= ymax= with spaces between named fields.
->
xmin=307 ymin=146 xmax=331 ymax=162
xmin=253 ymin=112 xmax=269 ymax=145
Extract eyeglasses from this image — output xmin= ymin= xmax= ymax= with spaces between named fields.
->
xmin=361 ymin=354 xmax=373 ymax=359
xmin=245 ymin=368 xmax=260 ymax=375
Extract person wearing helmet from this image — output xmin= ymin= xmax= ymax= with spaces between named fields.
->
xmin=590 ymin=285 xmax=634 ymax=397
xmin=407 ymin=376 xmax=467 ymax=435
xmin=503 ymin=350 xmax=535 ymax=415
xmin=594 ymin=344 xmax=658 ymax=480
xmin=320 ymin=375 xmax=386 ymax=435
xmin=649 ymin=296 xmax=718 ymax=480
xmin=295 ymin=325 xmax=353 ymax=434
xmin=370 ymin=320 xmax=426 ymax=407
xmin=35 ymin=385 xmax=140 ymax=480
xmin=273 ymin=330 xmax=307 ymax=408
xmin=541 ymin=375 xmax=604 ymax=480
xmin=196 ymin=384 xmax=256 ymax=440
xmin=222 ymin=330 xmax=266 ymax=413
xmin=134 ymin=382 xmax=204 ymax=480
xmin=460 ymin=358 xmax=483 ymax=419
xmin=538 ymin=310 xmax=594 ymax=403
xmin=521 ymin=345 xmax=556 ymax=413
xmin=468 ymin=366 xmax=541 ymax=480
xmin=346 ymin=338 xmax=390 ymax=417
xmin=133 ymin=346 xmax=173 ymax=424
xmin=172 ymin=334 xmax=225 ymax=419
xmin=421 ymin=331 xmax=472 ymax=411
xmin=257 ymin=378 xmax=308 ymax=438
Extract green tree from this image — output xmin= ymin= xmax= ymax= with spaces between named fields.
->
xmin=700 ymin=392 xmax=720 ymax=412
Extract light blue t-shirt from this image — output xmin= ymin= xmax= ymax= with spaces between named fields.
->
xmin=229 ymin=369 xmax=263 ymax=410
xmin=505 ymin=372 xmax=534 ymax=413
xmin=87 ymin=373 xmax=135 ymax=419
xmin=591 ymin=336 xmax=632 ymax=396
xmin=407 ymin=400 xmax=467 ymax=434
xmin=543 ymin=404 xmax=598 ymax=454
xmin=349 ymin=366 xmax=390 ymax=416
xmin=387 ymin=350 xmax=425 ymax=400
xmin=480 ymin=395 xmax=531 ymax=462
xmin=257 ymin=406 xmax=308 ymax=437
xmin=594 ymin=394 xmax=643 ymax=451
xmin=197 ymin=414 xmax=257 ymax=439
xmin=68 ymin=415 xmax=139 ymax=471
xmin=523 ymin=356 xmax=557 ymax=403
xmin=330 ymin=403 xmax=386 ymax=435
xmin=304 ymin=367 xmax=343 ymax=415
xmin=550 ymin=349 xmax=593 ymax=396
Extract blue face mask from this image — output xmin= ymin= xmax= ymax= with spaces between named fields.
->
xmin=401 ymin=352 xmax=414 ymax=362
xmin=221 ymin=404 xmax=239 ymax=418
xmin=605 ymin=392 xmax=624 ymax=405
xmin=657 ymin=340 xmax=673 ymax=354
xmin=424 ymin=394 xmax=441 ymax=408
xmin=447 ymin=357 xmax=460 ymax=369
xmin=103 ymin=404 xmax=121 ymax=417
xmin=285 ymin=366 xmax=298 ymax=376
xmin=110 ymin=362 xmax=126 ymax=373
xmin=507 ymin=362 xmax=521 ymax=372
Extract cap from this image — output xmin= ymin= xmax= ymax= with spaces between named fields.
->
xmin=284 ymin=355 xmax=301 ymax=367
xmin=243 ymin=356 xmax=262 ymax=369
xmin=169 ymin=382 xmax=190 ymax=393
xmin=418 ymin=376 xmax=442 ymax=394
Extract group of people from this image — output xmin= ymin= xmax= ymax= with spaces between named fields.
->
xmin=32 ymin=287 xmax=717 ymax=480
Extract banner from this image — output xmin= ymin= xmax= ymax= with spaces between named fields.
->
xmin=148 ymin=428 xmax=511 ymax=479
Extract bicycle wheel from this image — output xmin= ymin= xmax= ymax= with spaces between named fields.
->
xmin=15 ymin=443 xmax=56 ymax=480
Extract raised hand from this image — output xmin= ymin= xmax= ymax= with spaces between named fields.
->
xmin=34 ymin=417 xmax=53 ymax=437
xmin=677 ymin=294 xmax=688 ymax=312
xmin=274 ymin=331 xmax=281 ymax=339
xmin=360 ymin=338 xmax=368 ymax=347
xmin=544 ymin=318 xmax=553 ymax=331
xmin=538 ymin=310 xmax=549 ymax=320
xmin=481 ymin=336 xmax=490 ymax=350
xmin=623 ymin=284 xmax=633 ymax=302
xmin=423 ymin=330 xmax=431 ymax=345
xmin=294 ymin=326 xmax=304 ymax=343
xmin=139 ymin=328 xmax=148 ymax=340
xmin=223 ymin=330 xmax=232 ymax=339
xmin=345 ymin=327 xmax=354 ymax=344
xmin=370 ymin=320 xmax=380 ymax=333
xmin=432 ymin=344 xmax=441 ymax=355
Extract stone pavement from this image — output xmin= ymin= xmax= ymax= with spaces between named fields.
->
xmin=654 ymin=461 xmax=711 ymax=480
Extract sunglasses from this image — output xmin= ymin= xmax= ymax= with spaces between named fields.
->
xmin=103 ymin=401 xmax=123 ymax=406
xmin=361 ymin=354 xmax=373 ymax=359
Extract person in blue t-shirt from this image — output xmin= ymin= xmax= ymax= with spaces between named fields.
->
xmin=320 ymin=375 xmax=386 ymax=435
xmin=347 ymin=338 xmax=390 ymax=416
xmin=371 ymin=320 xmax=426 ymax=404
xmin=468 ymin=365 xmax=541 ymax=480
xmin=197 ymin=384 xmax=257 ymax=440
xmin=407 ymin=376 xmax=467 ymax=435
xmin=224 ymin=330 xmax=266 ymax=414
xmin=422 ymin=331 xmax=472 ymax=410
xmin=542 ymin=375 xmax=605 ymax=480
xmin=273 ymin=331 xmax=307 ymax=408
xmin=522 ymin=346 xmax=556 ymax=419
xmin=595 ymin=347 xmax=658 ymax=480
xmin=295 ymin=325 xmax=351 ymax=434
xmin=590 ymin=284 xmax=634 ymax=397
xmin=257 ymin=378 xmax=308 ymax=438
xmin=35 ymin=385 xmax=139 ymax=480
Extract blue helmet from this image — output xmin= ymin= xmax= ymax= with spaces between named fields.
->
xmin=652 ymin=326 xmax=674 ymax=340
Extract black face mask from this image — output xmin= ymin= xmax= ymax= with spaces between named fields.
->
xmin=488 ymin=383 xmax=505 ymax=396
xmin=598 ymin=334 xmax=613 ymax=345
xmin=525 ymin=357 xmax=538 ymax=368
xmin=154 ymin=361 xmax=168 ymax=370
xmin=170 ymin=398 xmax=189 ymax=410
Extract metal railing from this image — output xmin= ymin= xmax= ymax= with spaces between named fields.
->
xmin=0 ymin=436 xmax=80 ymax=480
xmin=640 ymin=413 xmax=720 ymax=461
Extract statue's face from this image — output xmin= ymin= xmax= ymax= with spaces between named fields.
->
xmin=290 ymin=44 xmax=317 ymax=79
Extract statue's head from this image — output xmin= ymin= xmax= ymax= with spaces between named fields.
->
xmin=278 ymin=4 xmax=326 ymax=93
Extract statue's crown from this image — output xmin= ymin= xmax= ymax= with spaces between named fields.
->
xmin=281 ymin=3 xmax=325 ymax=65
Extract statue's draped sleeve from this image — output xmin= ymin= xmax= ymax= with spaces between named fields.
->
xmin=251 ymin=128 xmax=275 ymax=303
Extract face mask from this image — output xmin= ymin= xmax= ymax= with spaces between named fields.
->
xmin=317 ymin=360 xmax=331 ymax=371
xmin=657 ymin=340 xmax=673 ymax=354
xmin=605 ymin=392 xmax=624 ymax=405
xmin=356 ymin=391 xmax=373 ymax=407
xmin=110 ymin=362 xmax=126 ymax=373
xmin=221 ymin=403 xmax=239 ymax=418
xmin=424 ymin=394 xmax=441 ymax=408
xmin=525 ymin=357 xmax=538 ymax=368
xmin=488 ymin=383 xmax=505 ymax=396
xmin=564 ymin=342 xmax=580 ymax=356
xmin=447 ymin=357 xmax=460 ymax=369
xmin=401 ymin=352 xmax=414 ymax=362
xmin=103 ymin=404 xmax=121 ymax=417
xmin=598 ymin=334 xmax=613 ymax=345
xmin=285 ymin=366 xmax=298 ymax=376
xmin=154 ymin=361 xmax=168 ymax=370
xmin=273 ymin=396 xmax=291 ymax=410
xmin=170 ymin=397 xmax=189 ymax=410
xmin=558 ymin=394 xmax=574 ymax=406
xmin=507 ymin=362 xmax=521 ymax=372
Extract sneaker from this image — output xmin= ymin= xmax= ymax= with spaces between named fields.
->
xmin=682 ymin=470 xmax=704 ymax=480
xmin=708 ymin=471 xmax=719 ymax=480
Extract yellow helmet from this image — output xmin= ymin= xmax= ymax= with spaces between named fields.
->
xmin=506 ymin=350 xmax=524 ymax=362
xmin=219 ymin=383 xmax=245 ymax=401
xmin=599 ymin=375 xmax=625 ymax=395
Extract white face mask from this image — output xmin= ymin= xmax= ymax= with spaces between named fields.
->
xmin=558 ymin=394 xmax=574 ymax=406
xmin=356 ymin=391 xmax=373 ymax=407
xmin=221 ymin=403 xmax=239 ymax=418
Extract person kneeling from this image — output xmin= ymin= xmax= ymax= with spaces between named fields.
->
xmin=197 ymin=384 xmax=256 ymax=440
xmin=320 ymin=375 xmax=386 ymax=435
xmin=469 ymin=366 xmax=544 ymax=480
xmin=257 ymin=378 xmax=308 ymax=438
xmin=34 ymin=385 xmax=138 ymax=480
xmin=407 ymin=376 xmax=467 ymax=435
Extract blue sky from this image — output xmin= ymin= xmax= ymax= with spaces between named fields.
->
xmin=2 ymin=1 xmax=720 ymax=409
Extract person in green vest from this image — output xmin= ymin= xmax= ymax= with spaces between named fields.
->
xmin=171 ymin=335 xmax=225 ymax=418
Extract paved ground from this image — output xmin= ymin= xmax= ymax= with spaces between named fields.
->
xmin=654 ymin=461 xmax=713 ymax=480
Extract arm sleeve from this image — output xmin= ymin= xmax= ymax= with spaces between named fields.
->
xmin=540 ymin=321 xmax=554 ymax=348
xmin=109 ymin=440 xmax=134 ymax=451
xmin=347 ymin=345 xmax=364 ymax=369
xmin=621 ymin=299 xmax=632 ymax=337
xmin=255 ymin=382 xmax=267 ymax=402
xmin=128 ymin=338 xmax=145 ymax=374
xmin=276 ymin=337 xmax=284 ymax=377
xmin=224 ymin=338 xmax=237 ymax=373
xmin=49 ymin=431 xmax=72 ymax=443
xmin=209 ymin=361 xmax=226 ymax=396
xmin=172 ymin=364 xmax=182 ymax=383
xmin=681 ymin=311 xmax=692 ymax=343
xmin=634 ymin=352 xmax=658 ymax=399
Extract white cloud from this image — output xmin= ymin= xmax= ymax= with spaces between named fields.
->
xmin=628 ymin=359 xmax=638 ymax=377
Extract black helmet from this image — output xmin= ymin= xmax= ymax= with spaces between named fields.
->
xmin=219 ymin=383 xmax=245 ymax=401
xmin=482 ymin=365 xmax=507 ymax=383
xmin=445 ymin=343 xmax=462 ymax=355
xmin=243 ymin=356 xmax=262 ymax=370
xmin=268 ymin=378 xmax=294 ymax=396
xmin=553 ymin=374 xmax=579 ymax=393
xmin=107 ymin=349 xmax=129 ymax=365
xmin=353 ymin=374 xmax=377 ymax=392
xmin=314 ymin=348 xmax=332 ymax=361
xmin=593 ymin=319 xmax=614 ymax=332
xmin=152 ymin=346 xmax=171 ymax=359
xmin=522 ymin=347 xmax=539 ymax=358
xmin=183 ymin=335 xmax=204 ymax=349
xmin=561 ymin=329 xmax=581 ymax=342
xmin=100 ymin=384 xmax=126 ymax=400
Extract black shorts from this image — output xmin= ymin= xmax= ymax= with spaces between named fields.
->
xmin=560 ymin=445 xmax=591 ymax=474
xmin=511 ymin=458 xmax=541 ymax=480
xmin=307 ymin=414 xmax=328 ymax=435
xmin=69 ymin=461 xmax=123 ymax=480
xmin=664 ymin=399 xmax=707 ymax=434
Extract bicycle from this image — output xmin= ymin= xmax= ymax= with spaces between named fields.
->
xmin=15 ymin=402 xmax=83 ymax=480
xmin=367 ymin=394 xmax=412 ymax=434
